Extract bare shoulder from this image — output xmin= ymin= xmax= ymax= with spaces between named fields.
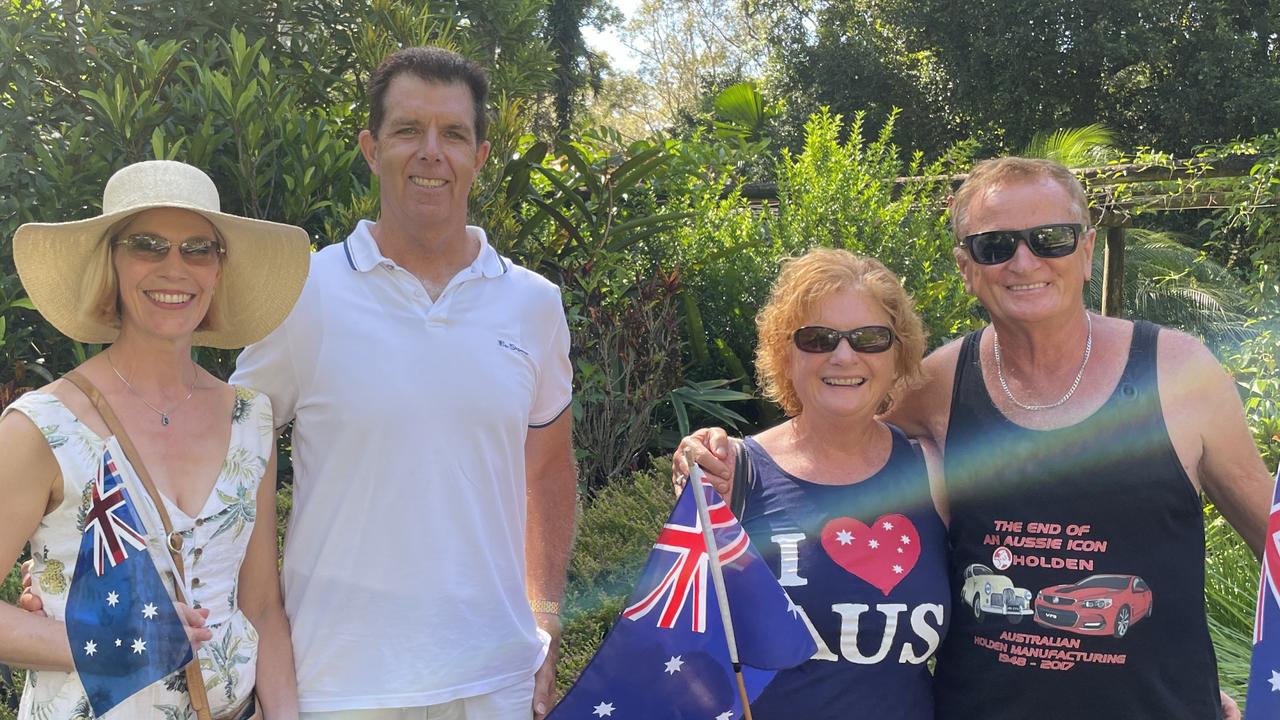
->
xmin=887 ymin=335 xmax=966 ymax=444
xmin=1153 ymin=326 xmax=1236 ymax=406
xmin=0 ymin=394 xmax=61 ymax=504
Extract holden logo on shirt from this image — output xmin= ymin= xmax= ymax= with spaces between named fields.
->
xmin=820 ymin=514 xmax=921 ymax=595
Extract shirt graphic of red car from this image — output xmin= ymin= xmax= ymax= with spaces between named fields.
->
xmin=1033 ymin=574 xmax=1153 ymax=638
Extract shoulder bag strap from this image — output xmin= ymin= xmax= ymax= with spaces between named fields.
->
xmin=728 ymin=437 xmax=754 ymax=519
xmin=63 ymin=371 xmax=214 ymax=720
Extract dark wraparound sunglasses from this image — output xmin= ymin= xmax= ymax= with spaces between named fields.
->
xmin=961 ymin=223 xmax=1084 ymax=265
xmin=793 ymin=325 xmax=895 ymax=354
xmin=114 ymin=233 xmax=225 ymax=266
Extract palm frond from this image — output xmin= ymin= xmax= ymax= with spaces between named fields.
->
xmin=1087 ymin=229 xmax=1254 ymax=342
xmin=1022 ymin=123 xmax=1116 ymax=166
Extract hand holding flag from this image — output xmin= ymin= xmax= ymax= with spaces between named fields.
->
xmin=548 ymin=473 xmax=815 ymax=719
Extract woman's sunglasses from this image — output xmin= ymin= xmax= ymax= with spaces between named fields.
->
xmin=114 ymin=233 xmax=225 ymax=267
xmin=793 ymin=325 xmax=895 ymax=354
xmin=961 ymin=223 xmax=1083 ymax=265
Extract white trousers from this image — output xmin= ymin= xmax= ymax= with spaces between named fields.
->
xmin=299 ymin=675 xmax=536 ymax=720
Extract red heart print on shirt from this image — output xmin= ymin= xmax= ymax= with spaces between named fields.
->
xmin=820 ymin=514 xmax=920 ymax=596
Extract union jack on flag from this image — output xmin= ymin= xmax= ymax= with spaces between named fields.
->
xmin=548 ymin=481 xmax=814 ymax=719
xmin=65 ymin=449 xmax=192 ymax=718
xmin=1246 ymin=465 xmax=1280 ymax=719
xmin=84 ymin=454 xmax=148 ymax=576
xmin=621 ymin=489 xmax=750 ymax=632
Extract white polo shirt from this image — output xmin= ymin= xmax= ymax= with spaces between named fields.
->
xmin=231 ymin=220 xmax=572 ymax=712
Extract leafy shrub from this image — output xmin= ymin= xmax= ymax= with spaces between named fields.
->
xmin=559 ymin=462 xmax=675 ymax=694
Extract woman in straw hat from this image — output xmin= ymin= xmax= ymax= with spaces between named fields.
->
xmin=0 ymin=160 xmax=309 ymax=719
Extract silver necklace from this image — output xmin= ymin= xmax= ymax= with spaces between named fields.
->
xmin=993 ymin=312 xmax=1092 ymax=411
xmin=106 ymin=350 xmax=198 ymax=426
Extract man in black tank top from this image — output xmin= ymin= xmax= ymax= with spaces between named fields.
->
xmin=674 ymin=158 xmax=1273 ymax=719
xmin=889 ymin=158 xmax=1271 ymax=720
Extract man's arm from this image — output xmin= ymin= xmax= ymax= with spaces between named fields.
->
xmin=525 ymin=409 xmax=577 ymax=718
xmin=1159 ymin=330 xmax=1273 ymax=557
xmin=882 ymin=337 xmax=963 ymax=447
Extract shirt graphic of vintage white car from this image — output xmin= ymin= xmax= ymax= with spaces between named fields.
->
xmin=961 ymin=563 xmax=1034 ymax=622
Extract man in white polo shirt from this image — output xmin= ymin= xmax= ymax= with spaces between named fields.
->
xmin=231 ymin=47 xmax=577 ymax=719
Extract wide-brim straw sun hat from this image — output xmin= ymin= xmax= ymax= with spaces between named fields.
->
xmin=13 ymin=160 xmax=310 ymax=349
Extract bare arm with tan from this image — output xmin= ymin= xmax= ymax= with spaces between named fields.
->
xmin=1158 ymin=329 xmax=1272 ymax=557
xmin=882 ymin=338 xmax=963 ymax=450
xmin=0 ymin=409 xmax=76 ymax=671
xmin=525 ymin=410 xmax=578 ymax=719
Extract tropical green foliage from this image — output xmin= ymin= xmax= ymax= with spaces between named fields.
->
xmin=1086 ymin=229 xmax=1256 ymax=343
xmin=756 ymin=0 xmax=1280 ymax=156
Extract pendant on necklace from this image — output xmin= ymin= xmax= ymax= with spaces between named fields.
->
xmin=161 ymin=414 xmax=170 ymax=426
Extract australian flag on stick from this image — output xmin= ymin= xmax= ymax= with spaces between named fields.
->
xmin=64 ymin=448 xmax=193 ymax=717
xmin=1246 ymin=465 xmax=1280 ymax=719
xmin=549 ymin=480 xmax=815 ymax=719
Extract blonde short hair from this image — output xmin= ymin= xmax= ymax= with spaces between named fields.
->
xmin=77 ymin=214 xmax=230 ymax=335
xmin=950 ymin=157 xmax=1090 ymax=240
xmin=755 ymin=248 xmax=926 ymax=417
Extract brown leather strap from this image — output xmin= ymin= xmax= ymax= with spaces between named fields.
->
xmin=63 ymin=370 xmax=214 ymax=720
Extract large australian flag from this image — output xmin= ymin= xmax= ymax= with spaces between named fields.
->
xmin=64 ymin=448 xmax=193 ymax=717
xmin=1246 ymin=465 xmax=1280 ymax=719
xmin=549 ymin=479 xmax=815 ymax=719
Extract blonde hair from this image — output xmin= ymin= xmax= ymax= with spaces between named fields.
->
xmin=755 ymin=248 xmax=926 ymax=417
xmin=950 ymin=157 xmax=1090 ymax=240
xmin=77 ymin=213 xmax=230 ymax=335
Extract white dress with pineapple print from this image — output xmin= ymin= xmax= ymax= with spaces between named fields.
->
xmin=4 ymin=386 xmax=273 ymax=720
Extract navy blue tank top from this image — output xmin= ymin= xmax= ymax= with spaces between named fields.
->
xmin=741 ymin=425 xmax=950 ymax=720
xmin=934 ymin=321 xmax=1220 ymax=719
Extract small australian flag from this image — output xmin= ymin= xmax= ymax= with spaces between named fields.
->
xmin=64 ymin=448 xmax=193 ymax=717
xmin=1246 ymin=464 xmax=1280 ymax=719
xmin=548 ymin=478 xmax=815 ymax=719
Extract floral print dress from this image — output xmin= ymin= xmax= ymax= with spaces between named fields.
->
xmin=4 ymin=386 xmax=273 ymax=720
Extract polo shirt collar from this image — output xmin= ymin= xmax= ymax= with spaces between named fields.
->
xmin=343 ymin=220 xmax=508 ymax=277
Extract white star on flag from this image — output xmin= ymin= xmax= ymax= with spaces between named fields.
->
xmin=142 ymin=603 xmax=158 ymax=619
xmin=786 ymin=597 xmax=801 ymax=618
xmin=882 ymin=521 xmax=894 ymax=531
xmin=897 ymin=547 xmax=904 ymax=554
xmin=114 ymin=638 xmax=122 ymax=647
xmin=83 ymin=641 xmax=97 ymax=656
xmin=716 ymin=712 xmax=734 ymax=720
xmin=892 ymin=564 xmax=904 ymax=574
xmin=900 ymin=535 xmax=911 ymax=544
xmin=592 ymin=701 xmax=615 ymax=717
xmin=106 ymin=591 xmax=120 ymax=607
xmin=131 ymin=638 xmax=146 ymax=654
xmin=868 ymin=539 xmax=879 ymax=549
xmin=1270 ymin=669 xmax=1280 ymax=692
xmin=664 ymin=656 xmax=684 ymax=675
xmin=836 ymin=529 xmax=854 ymax=545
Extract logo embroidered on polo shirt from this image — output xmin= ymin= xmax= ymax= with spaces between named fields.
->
xmin=498 ymin=339 xmax=531 ymax=357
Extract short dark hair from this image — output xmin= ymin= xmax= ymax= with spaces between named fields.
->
xmin=366 ymin=46 xmax=490 ymax=143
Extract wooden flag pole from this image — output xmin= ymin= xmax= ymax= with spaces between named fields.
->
xmin=686 ymin=454 xmax=755 ymax=720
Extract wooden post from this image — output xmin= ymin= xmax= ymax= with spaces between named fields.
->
xmin=1101 ymin=226 xmax=1126 ymax=317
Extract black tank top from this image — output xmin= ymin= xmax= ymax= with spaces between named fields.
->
xmin=933 ymin=321 xmax=1220 ymax=720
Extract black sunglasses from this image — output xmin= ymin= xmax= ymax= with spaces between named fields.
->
xmin=961 ymin=223 xmax=1084 ymax=265
xmin=114 ymin=233 xmax=225 ymax=266
xmin=793 ymin=325 xmax=895 ymax=354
